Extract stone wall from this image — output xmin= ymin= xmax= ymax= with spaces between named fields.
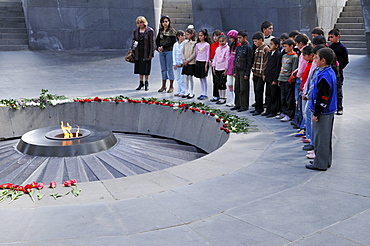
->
xmin=21 ymin=0 xmax=160 ymax=50
xmin=191 ymin=0 xmax=318 ymax=38
xmin=0 ymin=102 xmax=229 ymax=153
xmin=316 ymin=0 xmax=346 ymax=35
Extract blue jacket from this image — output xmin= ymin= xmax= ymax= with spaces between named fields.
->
xmin=309 ymin=66 xmax=337 ymax=115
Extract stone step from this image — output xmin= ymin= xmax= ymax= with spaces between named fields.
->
xmin=341 ymin=41 xmax=367 ymax=48
xmin=0 ymin=27 xmax=27 ymax=33
xmin=340 ymin=34 xmax=366 ymax=41
xmin=340 ymin=11 xmax=363 ymax=17
xmin=0 ymin=6 xmax=23 ymax=12
xmin=0 ymin=11 xmax=23 ymax=17
xmin=337 ymin=17 xmax=364 ymax=23
xmin=167 ymin=12 xmax=193 ymax=18
xmin=162 ymin=7 xmax=192 ymax=14
xmin=346 ymin=0 xmax=361 ymax=6
xmin=164 ymin=3 xmax=192 ymax=8
xmin=0 ymin=38 xmax=27 ymax=45
xmin=343 ymin=5 xmax=362 ymax=12
xmin=347 ymin=47 xmax=367 ymax=55
xmin=0 ymin=21 xmax=25 ymax=28
xmin=0 ymin=44 xmax=28 ymax=50
xmin=334 ymin=22 xmax=364 ymax=29
xmin=0 ymin=32 xmax=26 ymax=39
xmin=0 ymin=2 xmax=21 ymax=7
xmin=339 ymin=29 xmax=365 ymax=35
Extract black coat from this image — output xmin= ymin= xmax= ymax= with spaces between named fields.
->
xmin=265 ymin=49 xmax=282 ymax=83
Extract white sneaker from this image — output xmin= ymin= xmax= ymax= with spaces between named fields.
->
xmin=225 ymin=102 xmax=235 ymax=107
xmin=280 ymin=115 xmax=290 ymax=122
xmin=275 ymin=113 xmax=285 ymax=119
xmin=306 ymin=152 xmax=315 ymax=159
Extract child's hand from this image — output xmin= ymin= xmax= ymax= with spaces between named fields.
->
xmin=184 ymin=60 xmax=188 ymax=66
xmin=223 ymin=69 xmax=227 ymax=76
xmin=173 ymin=65 xmax=177 ymax=70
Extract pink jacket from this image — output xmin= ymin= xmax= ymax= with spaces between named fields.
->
xmin=212 ymin=44 xmax=230 ymax=71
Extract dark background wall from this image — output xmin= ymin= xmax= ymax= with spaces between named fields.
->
xmin=192 ymin=0 xmax=318 ymax=39
xmin=22 ymin=0 xmax=157 ymax=50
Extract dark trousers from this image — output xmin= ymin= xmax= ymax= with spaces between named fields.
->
xmin=313 ymin=113 xmax=334 ymax=169
xmin=337 ymin=72 xmax=344 ymax=111
xmin=267 ymin=82 xmax=281 ymax=115
xmin=234 ymin=69 xmax=250 ymax=109
xmin=253 ymin=75 xmax=265 ymax=113
xmin=212 ymin=72 xmax=220 ymax=98
xmin=280 ymin=81 xmax=295 ymax=118
xmin=214 ymin=70 xmax=227 ymax=90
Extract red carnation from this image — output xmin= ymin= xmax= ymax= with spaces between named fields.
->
xmin=216 ymin=118 xmax=221 ymax=122
xmin=49 ymin=181 xmax=57 ymax=188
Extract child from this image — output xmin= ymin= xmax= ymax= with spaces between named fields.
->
xmin=264 ymin=37 xmax=282 ymax=117
xmin=173 ymin=30 xmax=186 ymax=97
xmin=194 ymin=29 xmax=211 ymax=100
xmin=209 ymin=29 xmax=223 ymax=102
xmin=251 ymin=32 xmax=270 ymax=115
xmin=291 ymin=33 xmax=309 ymax=129
xmin=225 ymin=30 xmax=240 ymax=107
xmin=212 ymin=35 xmax=230 ymax=104
xmin=181 ymin=26 xmax=197 ymax=99
xmin=311 ymin=27 xmax=325 ymax=39
xmin=230 ymin=30 xmax=253 ymax=112
xmin=276 ymin=39 xmax=298 ymax=122
xmin=260 ymin=21 xmax=274 ymax=46
xmin=305 ymin=48 xmax=337 ymax=171
xmin=328 ymin=28 xmax=349 ymax=115
xmin=279 ymin=33 xmax=289 ymax=53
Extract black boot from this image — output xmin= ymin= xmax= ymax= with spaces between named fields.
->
xmin=136 ymin=81 xmax=144 ymax=90
xmin=144 ymin=81 xmax=149 ymax=91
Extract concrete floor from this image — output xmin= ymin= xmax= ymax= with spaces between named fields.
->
xmin=0 ymin=51 xmax=369 ymax=245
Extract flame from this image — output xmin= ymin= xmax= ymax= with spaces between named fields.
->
xmin=60 ymin=121 xmax=80 ymax=138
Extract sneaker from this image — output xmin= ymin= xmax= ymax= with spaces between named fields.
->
xmin=306 ymin=152 xmax=315 ymax=159
xmin=303 ymin=138 xmax=311 ymax=143
xmin=197 ymin=95 xmax=203 ymax=100
xmin=210 ymin=97 xmax=219 ymax=102
xmin=225 ymin=102 xmax=235 ymax=107
xmin=307 ymin=150 xmax=314 ymax=154
xmin=336 ymin=110 xmax=343 ymax=115
xmin=280 ymin=115 xmax=290 ymax=122
xmin=275 ymin=113 xmax=286 ymax=119
xmin=295 ymin=130 xmax=305 ymax=137
xmin=216 ymin=98 xmax=226 ymax=104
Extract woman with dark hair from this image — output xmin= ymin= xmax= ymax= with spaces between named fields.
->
xmin=133 ymin=16 xmax=155 ymax=91
xmin=156 ymin=15 xmax=177 ymax=93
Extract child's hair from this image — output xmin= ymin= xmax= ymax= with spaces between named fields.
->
xmin=279 ymin=33 xmax=289 ymax=40
xmin=176 ymin=30 xmax=185 ymax=40
xmin=252 ymin=32 xmax=264 ymax=40
xmin=270 ymin=37 xmax=280 ymax=46
xmin=283 ymin=39 xmax=295 ymax=46
xmin=294 ymin=33 xmax=309 ymax=45
xmin=311 ymin=27 xmax=324 ymax=36
xmin=302 ymin=45 xmax=313 ymax=56
xmin=238 ymin=30 xmax=248 ymax=37
xmin=289 ymin=30 xmax=300 ymax=38
xmin=197 ymin=29 xmax=211 ymax=43
xmin=313 ymin=44 xmax=326 ymax=54
xmin=218 ymin=35 xmax=227 ymax=42
xmin=317 ymin=47 xmax=335 ymax=65
xmin=185 ymin=27 xmax=196 ymax=41
xmin=212 ymin=29 xmax=223 ymax=37
xmin=159 ymin=15 xmax=172 ymax=30
xmin=328 ymin=28 xmax=341 ymax=36
xmin=312 ymin=35 xmax=326 ymax=46
xmin=260 ymin=21 xmax=273 ymax=32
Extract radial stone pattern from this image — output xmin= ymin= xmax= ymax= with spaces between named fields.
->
xmin=0 ymin=133 xmax=206 ymax=185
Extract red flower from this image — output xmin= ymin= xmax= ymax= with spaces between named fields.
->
xmin=210 ymin=112 xmax=215 ymax=116
xmin=49 ymin=181 xmax=57 ymax=188
xmin=223 ymin=124 xmax=228 ymax=127
xmin=64 ymin=180 xmax=72 ymax=187
xmin=223 ymin=119 xmax=227 ymax=123
xmin=74 ymin=99 xmax=79 ymax=102
xmin=31 ymin=181 xmax=38 ymax=188
xmin=201 ymin=110 xmax=206 ymax=114
xmin=103 ymin=99 xmax=110 ymax=102
xmin=94 ymin=97 xmax=102 ymax=102
xmin=216 ymin=118 xmax=221 ymax=122
xmin=15 ymin=186 xmax=25 ymax=192
xmin=5 ymin=183 xmax=14 ymax=189
xmin=24 ymin=184 xmax=33 ymax=193
xmin=36 ymin=183 xmax=44 ymax=190
xmin=69 ymin=179 xmax=77 ymax=186
xmin=224 ymin=129 xmax=230 ymax=134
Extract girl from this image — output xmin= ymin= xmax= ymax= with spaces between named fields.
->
xmin=194 ymin=29 xmax=211 ymax=100
xmin=181 ymin=26 xmax=197 ymax=99
xmin=172 ymin=30 xmax=186 ymax=97
xmin=209 ymin=29 xmax=223 ymax=102
xmin=156 ymin=15 xmax=177 ymax=93
xmin=212 ymin=35 xmax=230 ymax=104
xmin=133 ymin=16 xmax=155 ymax=91
xmin=225 ymin=30 xmax=240 ymax=106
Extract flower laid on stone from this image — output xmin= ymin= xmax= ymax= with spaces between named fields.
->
xmin=0 ymin=180 xmax=81 ymax=204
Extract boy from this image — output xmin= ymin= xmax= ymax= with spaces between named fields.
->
xmin=276 ymin=39 xmax=298 ymax=122
xmin=260 ymin=21 xmax=274 ymax=46
xmin=305 ymin=48 xmax=337 ymax=171
xmin=231 ymin=30 xmax=253 ymax=112
xmin=264 ymin=38 xmax=282 ymax=117
xmin=328 ymin=28 xmax=348 ymax=115
xmin=311 ymin=27 xmax=325 ymax=39
xmin=292 ymin=33 xmax=310 ymax=129
xmin=251 ymin=32 xmax=270 ymax=115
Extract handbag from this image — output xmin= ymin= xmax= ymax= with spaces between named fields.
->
xmin=125 ymin=40 xmax=136 ymax=63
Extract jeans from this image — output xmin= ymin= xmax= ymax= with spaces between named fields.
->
xmin=159 ymin=51 xmax=174 ymax=80
xmin=174 ymin=66 xmax=186 ymax=95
